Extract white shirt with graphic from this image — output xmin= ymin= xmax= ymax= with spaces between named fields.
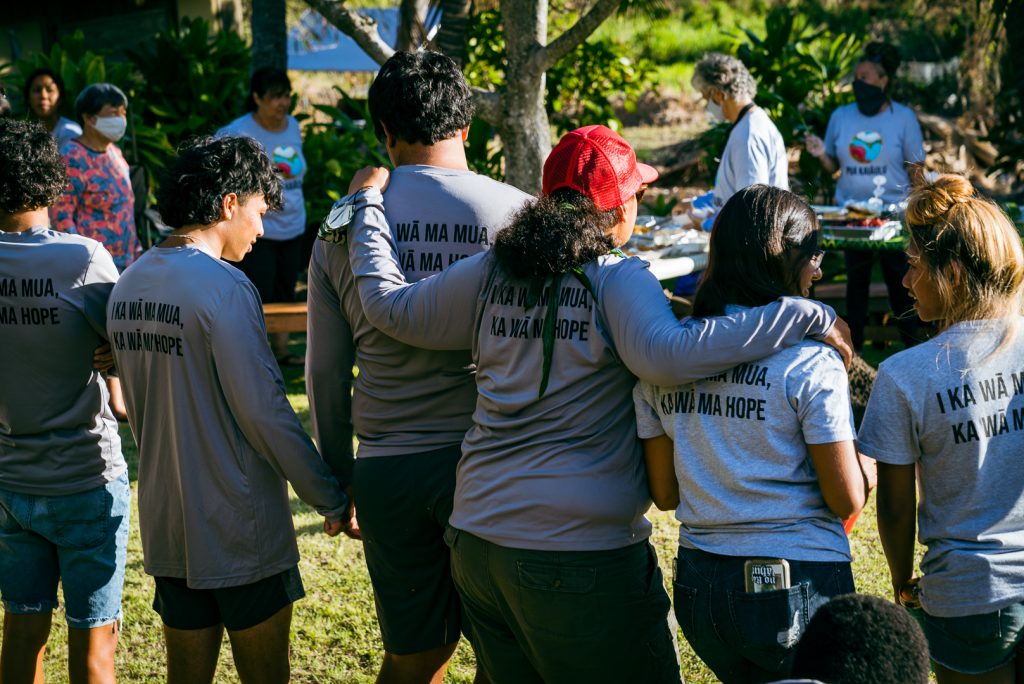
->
xmin=217 ymin=113 xmax=307 ymax=241
xmin=824 ymin=101 xmax=925 ymax=206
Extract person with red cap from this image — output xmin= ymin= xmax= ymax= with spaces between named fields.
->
xmin=341 ymin=125 xmax=852 ymax=683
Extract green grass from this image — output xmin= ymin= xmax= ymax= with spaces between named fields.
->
xmin=592 ymin=1 xmax=768 ymax=94
xmin=16 ymin=336 xmax=918 ymax=682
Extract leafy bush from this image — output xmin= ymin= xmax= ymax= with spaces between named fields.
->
xmin=0 ymin=31 xmax=133 ymax=118
xmin=463 ymin=8 xmax=656 ymax=176
xmin=727 ymin=6 xmax=863 ymax=201
xmin=298 ymin=87 xmax=389 ymax=223
xmin=127 ymin=17 xmax=250 ymax=168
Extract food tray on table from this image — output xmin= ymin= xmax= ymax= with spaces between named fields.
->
xmin=812 ymin=205 xmax=904 ymax=246
xmin=624 ymin=215 xmax=710 ymax=280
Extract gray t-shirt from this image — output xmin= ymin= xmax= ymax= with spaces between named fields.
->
xmin=53 ymin=116 xmax=82 ymax=149
xmin=714 ymin=106 xmax=789 ymax=209
xmin=347 ymin=189 xmax=839 ymax=551
xmin=859 ymin=319 xmax=1024 ymax=618
xmin=217 ymin=114 xmax=306 ymax=241
xmin=307 ymin=166 xmax=529 ymax=473
xmin=634 ymin=312 xmax=854 ymax=562
xmin=824 ymin=101 xmax=925 ymax=206
xmin=0 ymin=227 xmax=124 ymax=496
xmin=109 ymin=245 xmax=346 ymax=588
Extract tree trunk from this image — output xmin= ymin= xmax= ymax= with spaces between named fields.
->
xmin=397 ymin=0 xmax=430 ymax=51
xmin=251 ymin=0 xmax=288 ymax=72
xmin=437 ymin=0 xmax=473 ymax=65
xmin=499 ymin=0 xmax=551 ymax=194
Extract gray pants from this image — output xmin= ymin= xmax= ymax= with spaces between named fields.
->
xmin=445 ymin=527 xmax=682 ymax=684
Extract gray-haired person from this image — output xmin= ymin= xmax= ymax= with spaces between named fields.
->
xmin=675 ymin=53 xmax=789 ymax=297
xmin=693 ymin=53 xmax=788 ymax=210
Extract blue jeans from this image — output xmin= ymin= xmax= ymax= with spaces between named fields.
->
xmin=0 ymin=474 xmax=131 ymax=628
xmin=673 ymin=546 xmax=854 ymax=684
xmin=910 ymin=601 xmax=1024 ymax=675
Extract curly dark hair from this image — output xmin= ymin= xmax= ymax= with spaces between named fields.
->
xmin=156 ymin=135 xmax=284 ymax=229
xmin=0 ymin=118 xmax=67 ymax=214
xmin=693 ymin=185 xmax=819 ymax=317
xmin=493 ymin=189 xmax=616 ymax=279
xmin=792 ymin=593 xmax=930 ymax=684
xmin=368 ymin=50 xmax=474 ymax=146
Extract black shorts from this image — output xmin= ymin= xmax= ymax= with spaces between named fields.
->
xmin=354 ymin=444 xmax=463 ymax=655
xmin=237 ymin=234 xmax=303 ymax=304
xmin=152 ymin=565 xmax=304 ymax=631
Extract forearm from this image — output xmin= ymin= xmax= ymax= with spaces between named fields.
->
xmin=619 ymin=294 xmax=836 ymax=385
xmin=348 ymin=190 xmax=480 ymax=350
xmin=817 ymin=153 xmax=837 ymax=174
xmin=877 ymin=466 xmax=917 ymax=592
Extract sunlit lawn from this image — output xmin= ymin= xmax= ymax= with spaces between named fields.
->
xmin=13 ymin=340 xmax=917 ymax=683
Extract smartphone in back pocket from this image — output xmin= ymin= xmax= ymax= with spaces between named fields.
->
xmin=744 ymin=559 xmax=791 ymax=593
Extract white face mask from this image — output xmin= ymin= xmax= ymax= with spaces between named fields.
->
xmin=706 ymin=98 xmax=725 ymax=124
xmin=94 ymin=115 xmax=127 ymax=142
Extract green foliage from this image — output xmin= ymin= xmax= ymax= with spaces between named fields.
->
xmin=0 ymin=30 xmax=133 ymax=118
xmin=728 ymin=6 xmax=863 ymax=201
xmin=640 ymin=193 xmax=678 ymax=217
xmin=298 ymin=87 xmax=389 ymax=224
xmin=593 ymin=0 xmax=768 ymax=89
xmin=463 ymin=8 xmax=657 ymax=176
xmin=127 ymin=17 xmax=251 ymax=168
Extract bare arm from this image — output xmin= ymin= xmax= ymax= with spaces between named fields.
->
xmin=808 ymin=440 xmax=866 ymax=519
xmin=642 ymin=435 xmax=679 ymax=511
xmin=805 ymin=134 xmax=838 ymax=174
xmin=876 ymin=462 xmax=918 ymax=602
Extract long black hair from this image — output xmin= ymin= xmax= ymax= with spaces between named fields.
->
xmin=694 ymin=185 xmax=820 ymax=317
xmin=493 ymin=188 xmax=617 ymax=279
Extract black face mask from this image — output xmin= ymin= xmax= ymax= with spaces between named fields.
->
xmin=853 ymin=79 xmax=887 ymax=116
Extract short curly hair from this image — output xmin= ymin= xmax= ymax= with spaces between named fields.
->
xmin=368 ymin=50 xmax=474 ymax=146
xmin=792 ymin=594 xmax=930 ymax=684
xmin=156 ymin=136 xmax=284 ymax=229
xmin=691 ymin=53 xmax=758 ymax=101
xmin=0 ymin=118 xmax=67 ymax=214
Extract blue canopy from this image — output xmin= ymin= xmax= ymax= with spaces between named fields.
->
xmin=288 ymin=7 xmax=441 ymax=72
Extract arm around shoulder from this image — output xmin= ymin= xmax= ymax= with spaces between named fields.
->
xmin=348 ymin=189 xmax=486 ymax=350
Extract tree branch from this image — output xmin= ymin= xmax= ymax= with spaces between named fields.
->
xmin=471 ymin=88 xmax=502 ymax=125
xmin=304 ymin=0 xmax=395 ymax=66
xmin=532 ymin=0 xmax=620 ymax=73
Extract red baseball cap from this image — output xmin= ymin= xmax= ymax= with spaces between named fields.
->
xmin=542 ymin=125 xmax=659 ymax=211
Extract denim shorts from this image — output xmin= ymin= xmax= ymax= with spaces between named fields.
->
xmin=673 ymin=546 xmax=855 ymax=683
xmin=0 ymin=473 xmax=131 ymax=629
xmin=910 ymin=602 xmax=1024 ymax=675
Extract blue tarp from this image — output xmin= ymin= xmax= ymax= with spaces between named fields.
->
xmin=287 ymin=7 xmax=441 ymax=72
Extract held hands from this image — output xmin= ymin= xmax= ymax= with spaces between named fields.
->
xmin=804 ymin=134 xmax=826 ymax=159
xmin=348 ymin=167 xmax=391 ymax=195
xmin=94 ymin=343 xmax=115 ymax=372
xmin=822 ymin=317 xmax=854 ymax=369
xmin=343 ymin=485 xmax=361 ymax=540
xmin=323 ymin=486 xmax=362 ymax=540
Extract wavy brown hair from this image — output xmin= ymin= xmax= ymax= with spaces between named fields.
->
xmin=905 ymin=175 xmax=1024 ymax=341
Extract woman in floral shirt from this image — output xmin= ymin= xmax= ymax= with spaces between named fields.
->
xmin=51 ymin=82 xmax=140 ymax=272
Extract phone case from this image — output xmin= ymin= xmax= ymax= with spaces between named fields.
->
xmin=743 ymin=559 xmax=791 ymax=593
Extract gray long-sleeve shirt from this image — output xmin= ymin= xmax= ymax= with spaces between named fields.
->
xmin=348 ymin=189 xmax=838 ymax=551
xmin=109 ymin=245 xmax=346 ymax=588
xmin=0 ymin=227 xmax=124 ymax=496
xmin=306 ymin=165 xmax=530 ymax=476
